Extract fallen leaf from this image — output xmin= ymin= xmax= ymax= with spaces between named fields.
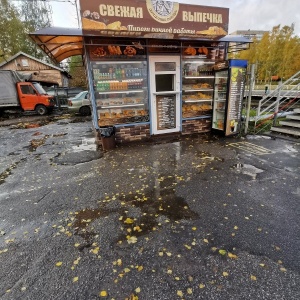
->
xmin=55 ymin=262 xmax=63 ymax=267
xmin=203 ymin=239 xmax=209 ymax=243
xmin=228 ymin=252 xmax=238 ymax=259
xmin=177 ymin=290 xmax=183 ymax=297
xmin=127 ymin=236 xmax=137 ymax=244
xmin=73 ymin=277 xmax=79 ymax=283
xmin=135 ymin=287 xmax=141 ymax=293
xmin=187 ymin=288 xmax=193 ymax=294
xmin=222 ymin=271 xmax=229 ymax=277
xmin=99 ymin=290 xmax=107 ymax=297
xmin=219 ymin=249 xmax=227 ymax=255
xmin=199 ymin=283 xmax=205 ymax=289
xmin=124 ymin=218 xmax=134 ymax=224
xmin=137 ymin=266 xmax=143 ymax=271
xmin=250 ymin=275 xmax=257 ymax=281
xmin=280 ymin=267 xmax=287 ymax=272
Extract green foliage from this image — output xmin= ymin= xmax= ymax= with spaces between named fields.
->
xmin=236 ymin=24 xmax=300 ymax=82
xmin=0 ymin=0 xmax=51 ymax=63
xmin=68 ymin=56 xmax=87 ymax=88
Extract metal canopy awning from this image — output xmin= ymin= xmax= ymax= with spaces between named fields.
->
xmin=29 ymin=28 xmax=252 ymax=64
xmin=29 ymin=27 xmax=83 ymax=64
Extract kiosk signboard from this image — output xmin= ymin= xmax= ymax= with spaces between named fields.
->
xmin=80 ymin=0 xmax=229 ymax=40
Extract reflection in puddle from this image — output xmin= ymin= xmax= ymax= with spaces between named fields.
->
xmin=233 ymin=163 xmax=264 ymax=180
xmin=72 ymin=138 xmax=97 ymax=152
xmin=72 ymin=144 xmax=199 ymax=246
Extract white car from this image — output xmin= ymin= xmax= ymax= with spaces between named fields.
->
xmin=67 ymin=91 xmax=91 ymax=116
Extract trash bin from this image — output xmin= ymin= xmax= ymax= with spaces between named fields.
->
xmin=99 ymin=126 xmax=116 ymax=150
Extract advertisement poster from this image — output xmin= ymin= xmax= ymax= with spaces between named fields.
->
xmin=79 ymin=0 xmax=229 ymax=40
xmin=226 ymin=67 xmax=246 ymax=135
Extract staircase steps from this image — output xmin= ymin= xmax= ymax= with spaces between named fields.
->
xmin=270 ymin=108 xmax=300 ymax=137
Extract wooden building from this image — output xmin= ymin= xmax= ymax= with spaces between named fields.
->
xmin=0 ymin=51 xmax=70 ymax=87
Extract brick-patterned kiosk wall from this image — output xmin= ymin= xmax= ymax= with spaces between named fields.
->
xmin=182 ymin=118 xmax=211 ymax=135
xmin=115 ymin=124 xmax=151 ymax=144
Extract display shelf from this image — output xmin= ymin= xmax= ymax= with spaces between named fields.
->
xmin=183 ymin=99 xmax=212 ymax=103
xmin=182 ymin=88 xmax=213 ymax=92
xmin=96 ymin=89 xmax=144 ymax=94
xmin=99 ymin=103 xmax=144 ymax=109
xmin=183 ymin=76 xmax=214 ymax=79
xmin=92 ymin=60 xmax=148 ymax=126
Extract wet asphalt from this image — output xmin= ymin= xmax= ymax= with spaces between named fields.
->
xmin=0 ymin=114 xmax=299 ymax=300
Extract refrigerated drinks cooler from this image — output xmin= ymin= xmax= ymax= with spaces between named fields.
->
xmin=212 ymin=59 xmax=248 ymax=136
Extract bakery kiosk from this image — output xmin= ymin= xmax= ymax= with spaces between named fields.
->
xmin=80 ymin=0 xmax=232 ymax=144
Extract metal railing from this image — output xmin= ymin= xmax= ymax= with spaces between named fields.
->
xmin=254 ymin=71 xmax=300 ymax=133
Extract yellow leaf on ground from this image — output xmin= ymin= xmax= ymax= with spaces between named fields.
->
xmin=73 ymin=277 xmax=79 ymax=283
xmin=99 ymin=290 xmax=107 ymax=297
xmin=177 ymin=290 xmax=183 ymax=297
xmin=192 ymin=227 xmax=197 ymax=231
xmin=219 ymin=249 xmax=227 ymax=255
xmin=55 ymin=262 xmax=63 ymax=267
xmin=124 ymin=268 xmax=131 ymax=273
xmin=250 ymin=275 xmax=257 ymax=281
xmin=222 ymin=271 xmax=229 ymax=277
xmin=187 ymin=288 xmax=193 ymax=294
xmin=124 ymin=218 xmax=134 ymax=224
xmin=135 ymin=287 xmax=141 ymax=293
xmin=137 ymin=266 xmax=143 ymax=271
xmin=280 ymin=267 xmax=287 ymax=272
xmin=127 ymin=236 xmax=137 ymax=244
xmin=228 ymin=252 xmax=238 ymax=259
xmin=203 ymin=239 xmax=209 ymax=243
xmin=199 ymin=283 xmax=205 ymax=289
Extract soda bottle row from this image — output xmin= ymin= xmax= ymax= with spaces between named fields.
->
xmin=93 ymin=67 xmax=146 ymax=80
xmin=96 ymin=80 xmax=144 ymax=92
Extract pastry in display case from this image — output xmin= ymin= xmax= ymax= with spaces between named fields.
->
xmin=182 ymin=59 xmax=214 ymax=119
xmin=91 ymin=61 xmax=149 ymax=126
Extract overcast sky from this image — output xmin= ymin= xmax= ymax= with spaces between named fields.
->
xmin=51 ymin=0 xmax=300 ymax=36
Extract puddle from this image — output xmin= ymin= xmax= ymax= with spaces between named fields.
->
xmin=72 ymin=138 xmax=97 ymax=152
xmin=72 ymin=174 xmax=198 ymax=246
xmin=233 ymin=163 xmax=264 ymax=180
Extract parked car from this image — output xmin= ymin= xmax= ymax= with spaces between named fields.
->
xmin=67 ymin=91 xmax=91 ymax=116
xmin=46 ymin=87 xmax=85 ymax=107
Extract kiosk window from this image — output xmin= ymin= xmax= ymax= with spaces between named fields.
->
xmin=155 ymin=74 xmax=174 ymax=92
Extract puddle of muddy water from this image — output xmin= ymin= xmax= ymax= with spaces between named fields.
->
xmin=72 ymin=174 xmax=198 ymax=246
xmin=233 ymin=163 xmax=264 ymax=180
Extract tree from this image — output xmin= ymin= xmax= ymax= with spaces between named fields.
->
xmin=0 ymin=0 xmax=52 ymax=63
xmin=236 ymin=24 xmax=300 ymax=82
xmin=67 ymin=56 xmax=87 ymax=88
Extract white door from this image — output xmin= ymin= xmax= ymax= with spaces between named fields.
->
xmin=149 ymin=56 xmax=181 ymax=135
